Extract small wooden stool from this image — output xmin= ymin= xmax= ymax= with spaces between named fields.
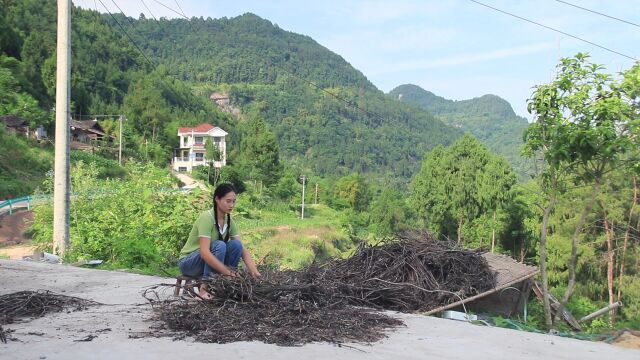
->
xmin=174 ymin=275 xmax=199 ymax=296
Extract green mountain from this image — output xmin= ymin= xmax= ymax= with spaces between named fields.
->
xmin=2 ymin=2 xmax=463 ymax=183
xmin=388 ymin=84 xmax=531 ymax=177
xmin=116 ymin=13 xmax=463 ymax=177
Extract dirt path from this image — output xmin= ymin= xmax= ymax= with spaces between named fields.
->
xmin=0 ymin=211 xmax=36 ymax=259
xmin=0 ymin=211 xmax=32 ymax=245
xmin=614 ymin=330 xmax=640 ymax=349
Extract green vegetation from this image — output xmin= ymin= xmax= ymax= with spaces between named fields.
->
xmin=389 ymin=84 xmax=531 ymax=178
xmin=411 ymin=134 xmax=517 ymax=248
xmin=0 ymin=125 xmax=52 ymax=199
xmin=30 ymin=161 xmax=203 ymax=272
xmin=28 ymin=161 xmax=355 ymax=273
xmin=524 ymin=54 xmax=640 ymax=329
xmin=238 ymin=203 xmax=351 ymax=270
xmin=2 ymin=0 xmax=639 ymax=334
xmin=1 ymin=1 xmax=464 ymax=188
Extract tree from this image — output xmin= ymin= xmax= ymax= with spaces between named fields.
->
xmin=524 ymin=53 xmax=638 ymax=328
xmin=238 ymin=112 xmax=282 ymax=188
xmin=0 ymin=60 xmax=47 ymax=126
xmin=411 ymin=134 xmax=516 ymax=246
xmin=369 ymin=188 xmax=413 ymax=237
xmin=205 ymin=135 xmax=223 ymax=185
xmin=334 ymin=173 xmax=371 ymax=212
xmin=411 ymin=145 xmax=451 ymax=235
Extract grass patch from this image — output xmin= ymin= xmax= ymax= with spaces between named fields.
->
xmin=237 ymin=204 xmax=354 ymax=270
xmin=0 ymin=126 xmax=53 ymax=199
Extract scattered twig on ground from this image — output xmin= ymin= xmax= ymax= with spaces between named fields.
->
xmin=0 ymin=290 xmax=101 ymax=325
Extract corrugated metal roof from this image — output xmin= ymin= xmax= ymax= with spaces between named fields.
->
xmin=423 ymin=252 xmax=538 ymax=315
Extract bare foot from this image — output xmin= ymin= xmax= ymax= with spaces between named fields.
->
xmin=199 ymin=285 xmax=213 ymax=300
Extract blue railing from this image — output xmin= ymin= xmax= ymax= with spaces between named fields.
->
xmin=0 ymin=195 xmax=52 ymax=215
xmin=0 ymin=196 xmax=32 ymax=215
xmin=0 ymin=184 xmax=197 ymax=216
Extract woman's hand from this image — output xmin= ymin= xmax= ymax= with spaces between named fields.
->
xmin=249 ymin=269 xmax=262 ymax=279
xmin=224 ymin=268 xmax=238 ymax=278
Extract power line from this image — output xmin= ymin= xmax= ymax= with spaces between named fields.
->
xmin=469 ymin=0 xmax=637 ymax=61
xmin=110 ymin=0 xmax=136 ymax=28
xmin=98 ymin=0 xmax=403 ymax=133
xmin=140 ymin=1 xmax=386 ymax=127
xmin=173 ymin=0 xmax=188 ymax=18
xmin=555 ymin=0 xmax=640 ymax=29
xmin=97 ymin=0 xmax=154 ymax=66
xmin=152 ymin=0 xmax=189 ymax=19
xmin=140 ymin=0 xmax=158 ymax=21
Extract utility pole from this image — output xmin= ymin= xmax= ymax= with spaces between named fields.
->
xmin=53 ymin=0 xmax=71 ymax=256
xmin=118 ymin=115 xmax=123 ymax=165
xmin=300 ymin=175 xmax=306 ymax=219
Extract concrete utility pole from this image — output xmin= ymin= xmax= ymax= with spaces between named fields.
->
xmin=53 ymin=0 xmax=71 ymax=256
xmin=300 ymin=175 xmax=306 ymax=219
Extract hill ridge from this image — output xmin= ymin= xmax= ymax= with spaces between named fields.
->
xmin=388 ymin=84 xmax=531 ymax=177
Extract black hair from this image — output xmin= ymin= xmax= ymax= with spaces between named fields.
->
xmin=213 ymin=183 xmax=236 ymax=242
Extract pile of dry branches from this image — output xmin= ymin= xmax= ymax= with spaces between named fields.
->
xmin=320 ymin=231 xmax=496 ymax=311
xmin=146 ymin=231 xmax=496 ymax=345
xmin=0 ymin=290 xmax=100 ymax=343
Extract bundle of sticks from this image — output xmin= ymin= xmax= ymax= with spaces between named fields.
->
xmin=147 ymin=231 xmax=496 ymax=345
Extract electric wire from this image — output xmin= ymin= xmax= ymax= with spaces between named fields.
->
xmin=135 ymin=0 xmax=390 ymax=124
xmin=152 ymin=0 xmax=189 ymax=19
xmin=555 ymin=0 xmax=640 ymax=29
xmin=173 ymin=0 xmax=188 ymax=18
xmin=96 ymin=0 xmax=154 ymax=66
xmin=110 ymin=0 xmax=136 ymax=27
xmin=140 ymin=0 xmax=158 ymax=21
xmin=469 ymin=0 xmax=637 ymax=61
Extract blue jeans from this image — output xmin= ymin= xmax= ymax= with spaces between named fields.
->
xmin=178 ymin=239 xmax=243 ymax=279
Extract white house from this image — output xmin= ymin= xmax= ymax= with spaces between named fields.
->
xmin=172 ymin=123 xmax=227 ymax=173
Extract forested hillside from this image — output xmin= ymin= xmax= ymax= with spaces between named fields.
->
xmin=388 ymin=84 xmax=531 ymax=177
xmin=112 ymin=12 xmax=463 ymax=178
xmin=1 ymin=1 xmax=235 ymax=167
xmin=1 ymin=2 xmax=465 ymax=180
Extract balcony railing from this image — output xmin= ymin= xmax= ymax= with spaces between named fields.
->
xmin=173 ymin=157 xmax=206 ymax=164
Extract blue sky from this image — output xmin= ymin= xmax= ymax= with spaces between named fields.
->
xmin=74 ymin=0 xmax=639 ymax=119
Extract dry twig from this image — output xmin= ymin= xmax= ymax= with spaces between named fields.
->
xmin=145 ymin=232 xmax=496 ymax=345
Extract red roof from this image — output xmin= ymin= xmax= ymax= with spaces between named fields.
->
xmin=178 ymin=123 xmax=216 ymax=134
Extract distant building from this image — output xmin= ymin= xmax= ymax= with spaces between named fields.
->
xmin=172 ymin=123 xmax=227 ymax=173
xmin=70 ymin=119 xmax=114 ymax=146
xmin=1 ymin=115 xmax=29 ymax=136
xmin=1 ymin=115 xmax=47 ymax=141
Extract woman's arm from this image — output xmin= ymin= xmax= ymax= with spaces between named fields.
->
xmin=241 ymin=247 xmax=261 ymax=279
xmin=199 ymin=236 xmax=234 ymax=276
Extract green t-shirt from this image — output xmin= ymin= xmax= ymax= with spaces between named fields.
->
xmin=179 ymin=209 xmax=239 ymax=258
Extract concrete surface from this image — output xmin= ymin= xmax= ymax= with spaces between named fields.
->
xmin=172 ymin=172 xmax=208 ymax=191
xmin=1 ymin=260 xmax=638 ymax=360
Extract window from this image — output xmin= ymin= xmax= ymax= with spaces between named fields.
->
xmin=178 ymin=167 xmax=187 ymax=172
xmin=194 ymin=136 xmax=204 ymax=145
xmin=195 ymin=152 xmax=204 ymax=161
